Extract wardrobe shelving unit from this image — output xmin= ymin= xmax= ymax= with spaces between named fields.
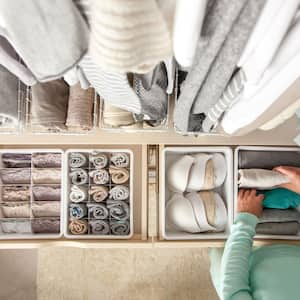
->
xmin=0 ymin=115 xmax=298 ymax=249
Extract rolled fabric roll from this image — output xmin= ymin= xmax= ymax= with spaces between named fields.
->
xmin=89 ymin=185 xmax=108 ymax=202
xmin=89 ymin=220 xmax=110 ymax=235
xmin=32 ymin=201 xmax=60 ymax=217
xmin=69 ymin=185 xmax=88 ymax=203
xmin=32 ymin=185 xmax=61 ymax=201
xmin=1 ymin=220 xmax=32 ymax=234
xmin=89 ymin=152 xmax=108 ymax=169
xmin=32 ymin=168 xmax=61 ymax=184
xmin=31 ymin=218 xmax=60 ymax=234
xmin=69 ymin=203 xmax=87 ymax=219
xmin=107 ymin=200 xmax=130 ymax=221
xmin=1 ymin=203 xmax=31 ymax=218
xmin=109 ymin=166 xmax=129 ymax=184
xmin=0 ymin=168 xmax=31 ymax=184
xmin=2 ymin=153 xmax=31 ymax=168
xmin=87 ymin=203 xmax=109 ymax=220
xmin=109 ymin=185 xmax=129 ymax=201
xmin=2 ymin=186 xmax=31 ymax=202
xmin=89 ymin=169 xmax=109 ymax=185
xmin=69 ymin=219 xmax=88 ymax=235
xmin=69 ymin=152 xmax=88 ymax=168
xmin=110 ymin=153 xmax=129 ymax=168
xmin=70 ymin=168 xmax=89 ymax=185
xmin=32 ymin=153 xmax=61 ymax=168
xmin=110 ymin=220 xmax=130 ymax=235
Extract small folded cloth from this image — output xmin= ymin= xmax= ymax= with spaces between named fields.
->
xmin=167 ymin=153 xmax=227 ymax=193
xmin=32 ymin=201 xmax=60 ymax=217
xmin=32 ymin=169 xmax=61 ymax=184
xmin=0 ymin=219 xmax=32 ymax=234
xmin=109 ymin=167 xmax=129 ymax=184
xmin=109 ymin=185 xmax=129 ymax=201
xmin=89 ymin=220 xmax=110 ymax=235
xmin=89 ymin=185 xmax=108 ymax=202
xmin=238 ymin=169 xmax=290 ymax=190
xmin=0 ymin=168 xmax=31 ymax=184
xmin=110 ymin=153 xmax=129 ymax=168
xmin=32 ymin=153 xmax=61 ymax=168
xmin=69 ymin=185 xmax=88 ymax=203
xmin=2 ymin=153 xmax=31 ymax=168
xmin=69 ymin=219 xmax=88 ymax=235
xmin=89 ymin=169 xmax=110 ymax=185
xmin=31 ymin=79 xmax=69 ymax=132
xmin=69 ymin=168 xmax=89 ymax=185
xmin=1 ymin=203 xmax=31 ymax=218
xmin=1 ymin=186 xmax=31 ymax=202
xmin=66 ymin=83 xmax=94 ymax=131
xmin=32 ymin=185 xmax=61 ymax=201
xmin=87 ymin=203 xmax=109 ymax=220
xmin=89 ymin=152 xmax=108 ymax=169
xmin=31 ymin=218 xmax=60 ymax=234
xmin=256 ymin=222 xmax=300 ymax=235
xmin=69 ymin=152 xmax=88 ymax=168
xmin=107 ymin=200 xmax=130 ymax=221
xmin=69 ymin=203 xmax=87 ymax=219
xmin=110 ymin=220 xmax=130 ymax=236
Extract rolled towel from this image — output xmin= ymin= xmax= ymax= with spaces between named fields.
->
xmin=238 ymin=169 xmax=290 ymax=189
xmin=69 ymin=152 xmax=88 ymax=168
xmin=69 ymin=203 xmax=87 ymax=219
xmin=110 ymin=220 xmax=130 ymax=236
xmin=32 ymin=185 xmax=61 ymax=201
xmin=66 ymin=83 xmax=94 ymax=131
xmin=89 ymin=220 xmax=110 ymax=235
xmin=1 ymin=203 xmax=31 ymax=218
xmin=89 ymin=169 xmax=110 ymax=185
xmin=1 ymin=186 xmax=31 ymax=202
xmin=69 ymin=219 xmax=88 ymax=235
xmin=89 ymin=152 xmax=108 ymax=169
xmin=110 ymin=153 xmax=129 ymax=168
xmin=32 ymin=201 xmax=60 ymax=217
xmin=109 ymin=166 xmax=129 ymax=184
xmin=109 ymin=185 xmax=130 ymax=201
xmin=31 ymin=218 xmax=60 ymax=234
xmin=2 ymin=153 xmax=31 ymax=168
xmin=70 ymin=168 xmax=89 ymax=185
xmin=32 ymin=168 xmax=61 ymax=184
xmin=69 ymin=185 xmax=88 ymax=203
xmin=0 ymin=168 xmax=31 ymax=184
xmin=87 ymin=203 xmax=109 ymax=220
xmin=89 ymin=185 xmax=108 ymax=202
xmin=107 ymin=200 xmax=130 ymax=221
xmin=256 ymin=222 xmax=300 ymax=235
xmin=32 ymin=153 xmax=61 ymax=168
xmin=1 ymin=220 xmax=32 ymax=234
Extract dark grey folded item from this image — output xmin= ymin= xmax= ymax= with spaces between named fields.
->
xmin=32 ymin=185 xmax=61 ymax=201
xmin=0 ymin=168 xmax=31 ymax=184
xmin=89 ymin=220 xmax=110 ymax=235
xmin=32 ymin=153 xmax=61 ymax=168
xmin=256 ymin=222 xmax=300 ymax=235
xmin=31 ymin=218 xmax=60 ymax=234
xmin=2 ymin=185 xmax=31 ymax=202
xmin=259 ymin=209 xmax=300 ymax=223
xmin=2 ymin=153 xmax=31 ymax=168
xmin=110 ymin=220 xmax=130 ymax=236
xmin=239 ymin=150 xmax=300 ymax=169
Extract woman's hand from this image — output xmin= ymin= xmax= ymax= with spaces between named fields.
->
xmin=237 ymin=189 xmax=264 ymax=217
xmin=274 ymin=166 xmax=300 ymax=194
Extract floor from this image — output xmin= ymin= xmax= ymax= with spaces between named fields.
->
xmin=0 ymin=248 xmax=219 ymax=300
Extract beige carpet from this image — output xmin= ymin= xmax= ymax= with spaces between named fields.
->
xmin=37 ymin=248 xmax=218 ymax=300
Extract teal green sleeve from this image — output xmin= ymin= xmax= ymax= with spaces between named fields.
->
xmin=221 ymin=213 xmax=258 ymax=300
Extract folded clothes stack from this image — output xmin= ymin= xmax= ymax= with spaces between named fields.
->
xmin=67 ymin=151 xmax=131 ymax=237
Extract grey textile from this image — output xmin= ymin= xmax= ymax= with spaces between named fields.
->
xmin=0 ymin=0 xmax=89 ymax=82
xmin=2 ymin=153 xmax=31 ymax=168
xmin=259 ymin=209 xmax=300 ymax=223
xmin=238 ymin=150 xmax=300 ymax=169
xmin=110 ymin=220 xmax=130 ymax=235
xmin=256 ymin=222 xmax=300 ymax=235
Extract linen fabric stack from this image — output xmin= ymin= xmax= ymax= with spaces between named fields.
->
xmin=0 ymin=151 xmax=62 ymax=236
xmin=67 ymin=151 xmax=131 ymax=237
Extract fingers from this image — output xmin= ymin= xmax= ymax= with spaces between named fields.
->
xmin=274 ymin=166 xmax=296 ymax=178
xmin=238 ymin=189 xmax=245 ymax=198
xmin=256 ymin=194 xmax=264 ymax=202
xmin=250 ymin=189 xmax=256 ymax=197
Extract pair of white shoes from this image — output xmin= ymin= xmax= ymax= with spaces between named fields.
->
xmin=166 ymin=153 xmax=228 ymax=233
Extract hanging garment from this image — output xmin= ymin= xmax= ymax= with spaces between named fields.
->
xmin=0 ymin=0 xmax=89 ymax=82
xmin=88 ymin=0 xmax=172 ymax=74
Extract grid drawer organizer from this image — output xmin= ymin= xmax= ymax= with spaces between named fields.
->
xmin=0 ymin=149 xmax=63 ymax=239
